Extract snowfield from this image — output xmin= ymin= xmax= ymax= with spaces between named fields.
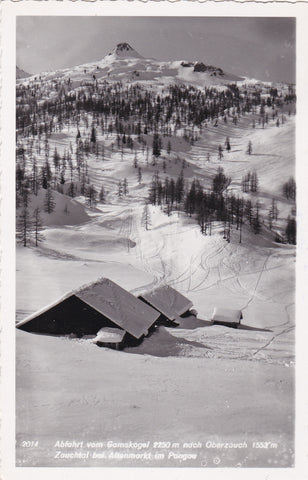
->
xmin=16 ymin=202 xmax=295 ymax=467
xmin=16 ymin=329 xmax=294 ymax=468
xmin=15 ymin=46 xmax=295 ymax=468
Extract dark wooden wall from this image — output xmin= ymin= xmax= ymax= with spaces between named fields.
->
xmin=18 ymin=295 xmax=123 ymax=336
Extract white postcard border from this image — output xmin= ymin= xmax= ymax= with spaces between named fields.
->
xmin=1 ymin=1 xmax=308 ymax=479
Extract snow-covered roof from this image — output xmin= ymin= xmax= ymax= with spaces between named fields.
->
xmin=77 ymin=278 xmax=159 ymax=339
xmin=212 ymin=308 xmax=242 ymax=323
xmin=16 ymin=277 xmax=160 ymax=340
xmin=93 ymin=327 xmax=125 ymax=344
xmin=140 ymin=285 xmax=193 ymax=321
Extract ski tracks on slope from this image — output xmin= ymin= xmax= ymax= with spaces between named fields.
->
xmin=129 ymin=208 xmax=168 ymax=294
xmin=188 ymin=239 xmax=227 ymax=293
xmin=240 ymin=252 xmax=272 ymax=312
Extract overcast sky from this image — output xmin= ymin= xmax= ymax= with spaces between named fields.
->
xmin=17 ymin=16 xmax=296 ymax=83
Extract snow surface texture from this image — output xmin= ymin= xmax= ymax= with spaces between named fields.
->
xmin=16 ymin=45 xmax=295 ymax=467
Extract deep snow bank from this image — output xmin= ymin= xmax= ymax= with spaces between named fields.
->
xmin=16 ymin=329 xmax=294 ymax=467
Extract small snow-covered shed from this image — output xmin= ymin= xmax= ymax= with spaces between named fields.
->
xmin=139 ymin=285 xmax=193 ymax=325
xmin=93 ymin=327 xmax=126 ymax=350
xmin=16 ymin=278 xmax=160 ymax=346
xmin=211 ymin=307 xmax=242 ymax=327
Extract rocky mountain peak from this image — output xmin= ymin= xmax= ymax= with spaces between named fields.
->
xmin=108 ymin=42 xmax=143 ymax=59
xmin=116 ymin=43 xmax=134 ymax=53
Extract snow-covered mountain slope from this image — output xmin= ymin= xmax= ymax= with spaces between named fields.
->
xmin=15 ymin=40 xmax=296 ymax=468
xmin=17 ymin=42 xmax=251 ymax=90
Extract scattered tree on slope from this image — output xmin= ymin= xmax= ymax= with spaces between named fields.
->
xmin=283 ymin=177 xmax=296 ymax=200
xmin=286 ymin=216 xmax=296 ymax=244
xmin=32 ymin=207 xmax=44 ymax=247
xmin=142 ymin=203 xmax=151 ymax=230
xmin=44 ymin=188 xmax=56 ymax=214
xmin=16 ymin=207 xmax=31 ymax=247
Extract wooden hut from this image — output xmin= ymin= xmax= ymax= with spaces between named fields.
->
xmin=211 ymin=307 xmax=243 ymax=328
xmin=16 ymin=278 xmax=160 ymax=348
xmin=139 ymin=285 xmax=193 ymax=325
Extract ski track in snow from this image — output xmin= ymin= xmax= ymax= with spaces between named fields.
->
xmin=15 ymin=54 xmax=297 ymax=470
xmin=28 ymin=198 xmax=294 ymax=365
xmin=17 ymin=100 xmax=295 ymax=365
xmin=241 ymin=253 xmax=272 ymax=311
